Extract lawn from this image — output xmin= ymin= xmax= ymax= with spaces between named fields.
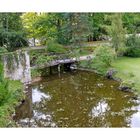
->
xmin=112 ymin=57 xmax=140 ymax=93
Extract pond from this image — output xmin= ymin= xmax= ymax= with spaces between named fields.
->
xmin=14 ymin=70 xmax=140 ymax=127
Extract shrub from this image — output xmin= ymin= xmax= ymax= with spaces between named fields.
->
xmin=0 ymin=63 xmax=23 ymax=127
xmin=94 ymin=46 xmax=116 ymax=66
xmin=36 ymin=55 xmax=53 ymax=65
xmin=46 ymin=41 xmax=67 ymax=53
xmin=91 ymin=46 xmax=116 ymax=74
xmin=125 ymin=35 xmax=140 ymax=57
xmin=117 ymin=47 xmax=127 ymax=57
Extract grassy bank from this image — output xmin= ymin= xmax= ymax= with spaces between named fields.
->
xmin=112 ymin=57 xmax=140 ymax=93
xmin=79 ymin=56 xmax=140 ymax=94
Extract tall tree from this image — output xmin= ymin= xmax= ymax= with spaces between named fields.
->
xmin=0 ymin=13 xmax=28 ymax=51
xmin=21 ymin=12 xmax=39 ymax=46
xmin=63 ymin=13 xmax=92 ymax=45
xmin=108 ymin=13 xmax=126 ymax=56
xmin=33 ymin=13 xmax=64 ymax=44
xmin=88 ymin=13 xmax=107 ymax=41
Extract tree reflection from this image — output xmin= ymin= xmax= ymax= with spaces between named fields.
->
xmin=14 ymin=85 xmax=33 ymax=120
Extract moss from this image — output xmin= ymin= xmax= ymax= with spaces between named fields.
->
xmin=31 ymin=69 xmax=42 ymax=78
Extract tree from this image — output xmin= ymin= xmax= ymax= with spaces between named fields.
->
xmin=0 ymin=13 xmax=28 ymax=51
xmin=62 ymin=13 xmax=92 ymax=45
xmin=122 ymin=13 xmax=140 ymax=34
xmin=108 ymin=13 xmax=126 ymax=56
xmin=88 ymin=13 xmax=107 ymax=41
xmin=21 ymin=12 xmax=39 ymax=46
xmin=33 ymin=13 xmax=63 ymax=45
xmin=32 ymin=13 xmax=92 ymax=46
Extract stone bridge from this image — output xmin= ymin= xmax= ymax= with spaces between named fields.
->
xmin=31 ymin=54 xmax=94 ymax=70
xmin=2 ymin=46 xmax=94 ymax=83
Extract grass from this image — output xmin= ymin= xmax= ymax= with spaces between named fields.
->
xmin=112 ymin=57 xmax=140 ymax=93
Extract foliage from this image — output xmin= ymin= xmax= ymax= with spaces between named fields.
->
xmin=88 ymin=13 xmax=108 ymax=41
xmin=21 ymin=13 xmax=39 ymax=38
xmin=122 ymin=13 xmax=140 ymax=33
xmin=30 ymin=13 xmax=92 ymax=46
xmin=0 ymin=13 xmax=28 ymax=51
xmin=46 ymin=41 xmax=67 ymax=53
xmin=91 ymin=46 xmax=116 ymax=74
xmin=79 ymin=46 xmax=116 ymax=75
xmin=31 ymin=69 xmax=42 ymax=77
xmin=35 ymin=55 xmax=53 ymax=65
xmin=125 ymin=35 xmax=140 ymax=57
xmin=20 ymin=13 xmax=140 ymax=47
xmin=94 ymin=46 xmax=116 ymax=66
xmin=33 ymin=13 xmax=60 ymax=44
xmin=0 ymin=47 xmax=8 ymax=54
xmin=107 ymin=14 xmax=126 ymax=56
xmin=66 ymin=13 xmax=92 ymax=45
xmin=0 ymin=13 xmax=23 ymax=32
xmin=0 ymin=30 xmax=28 ymax=51
xmin=0 ymin=63 xmax=23 ymax=127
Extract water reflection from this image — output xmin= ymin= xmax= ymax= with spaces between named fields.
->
xmin=130 ymin=100 xmax=140 ymax=127
xmin=14 ymin=85 xmax=33 ymax=120
xmin=15 ymin=86 xmax=56 ymax=127
xmin=15 ymin=71 xmax=140 ymax=127
xmin=90 ymin=100 xmax=109 ymax=117
xmin=32 ymin=88 xmax=51 ymax=103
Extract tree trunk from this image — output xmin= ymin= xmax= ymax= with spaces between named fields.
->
xmin=33 ymin=38 xmax=36 ymax=47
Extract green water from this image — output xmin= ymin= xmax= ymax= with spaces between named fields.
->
xmin=15 ymin=70 xmax=140 ymax=127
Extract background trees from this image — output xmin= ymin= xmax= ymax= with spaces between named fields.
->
xmin=31 ymin=13 xmax=92 ymax=46
xmin=0 ymin=13 xmax=28 ymax=51
xmin=0 ymin=12 xmax=140 ymax=53
xmin=63 ymin=13 xmax=92 ymax=45
xmin=20 ymin=12 xmax=140 ymax=48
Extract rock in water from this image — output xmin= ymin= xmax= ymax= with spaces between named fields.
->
xmin=106 ymin=69 xmax=116 ymax=79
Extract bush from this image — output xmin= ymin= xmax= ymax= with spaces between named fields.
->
xmin=94 ymin=46 xmax=116 ymax=66
xmin=125 ymin=35 xmax=140 ymax=57
xmin=117 ymin=46 xmax=127 ymax=57
xmin=91 ymin=46 xmax=116 ymax=74
xmin=0 ymin=63 xmax=23 ymax=127
xmin=46 ymin=41 xmax=67 ymax=53
xmin=36 ymin=55 xmax=53 ymax=65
